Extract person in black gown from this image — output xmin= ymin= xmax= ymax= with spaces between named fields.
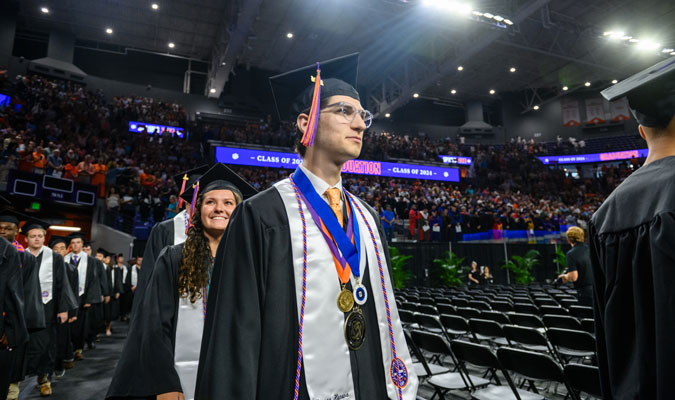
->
xmin=195 ymin=55 xmax=418 ymax=400
xmin=49 ymin=236 xmax=78 ymax=375
xmin=590 ymin=57 xmax=675 ymax=399
xmin=107 ymin=163 xmax=254 ymax=400
xmin=556 ymin=226 xmax=593 ymax=306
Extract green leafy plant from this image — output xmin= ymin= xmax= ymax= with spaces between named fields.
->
xmin=553 ymin=244 xmax=567 ymax=275
xmin=389 ymin=247 xmax=414 ymax=289
xmin=431 ymin=251 xmax=465 ymax=287
xmin=501 ymin=249 xmax=541 ymax=285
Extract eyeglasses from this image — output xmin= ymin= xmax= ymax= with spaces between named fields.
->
xmin=321 ymin=102 xmax=373 ymax=128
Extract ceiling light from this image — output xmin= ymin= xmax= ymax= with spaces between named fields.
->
xmin=629 ymin=38 xmax=640 ymax=43
xmin=533 ymin=105 xmax=540 ymax=110
xmin=621 ymin=36 xmax=632 ymax=41
xmin=105 ymin=28 xmax=113 ymax=34
xmin=457 ymin=66 xmax=464 ymax=71
xmin=584 ymin=82 xmax=591 ymax=87
xmin=210 ymin=88 xmax=216 ymax=94
xmin=671 ymin=52 xmax=675 ymax=56
xmin=489 ymin=89 xmax=495 ymax=95
xmin=221 ymin=62 xmax=226 ymax=66
xmin=286 ymin=32 xmax=293 ymax=39
xmin=385 ymin=113 xmax=391 ymax=118
xmin=450 ymin=89 xmax=457 ymax=94
xmin=611 ymin=79 xmax=618 ymax=84
xmin=413 ymin=93 xmax=420 ymax=98
xmin=483 ymin=12 xmax=494 ymax=18
xmin=49 ymin=225 xmax=81 ymax=232
xmin=168 ymin=42 xmax=175 ymax=48
xmin=662 ymin=48 xmax=674 ymax=53
xmin=151 ymin=3 xmax=159 ymax=10
xmin=637 ymin=40 xmax=660 ymax=50
xmin=509 ymin=67 xmax=516 ymax=73
xmin=493 ymin=15 xmax=504 ymax=22
xmin=562 ymin=86 xmax=569 ymax=91
xmin=602 ymin=31 xmax=612 ymax=36
xmin=40 ymin=7 xmax=49 ymax=13
xmin=504 ymin=19 xmax=513 ymax=25
xmin=472 ymin=11 xmax=483 ymax=16
xmin=608 ymin=31 xmax=624 ymax=40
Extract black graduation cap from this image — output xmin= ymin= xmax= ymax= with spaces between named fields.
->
xmin=49 ymin=236 xmax=68 ymax=247
xmin=172 ymin=165 xmax=210 ymax=190
xmin=179 ymin=163 xmax=257 ymax=204
xmin=269 ymin=53 xmax=360 ymax=122
xmin=601 ymin=57 xmax=675 ymax=127
xmin=0 ymin=212 xmax=20 ymax=226
xmin=19 ymin=217 xmax=50 ymax=235
xmin=66 ymin=232 xmax=86 ymax=245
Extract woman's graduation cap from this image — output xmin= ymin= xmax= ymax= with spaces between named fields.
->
xmin=601 ymin=57 xmax=675 ymax=127
xmin=269 ymin=53 xmax=360 ymax=147
xmin=179 ymin=163 xmax=258 ymax=231
xmin=173 ymin=165 xmax=210 ymax=208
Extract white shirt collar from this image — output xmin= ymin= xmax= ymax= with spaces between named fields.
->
xmin=298 ymin=164 xmax=343 ymax=203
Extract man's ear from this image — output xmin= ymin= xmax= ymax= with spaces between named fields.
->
xmin=297 ymin=113 xmax=309 ymax=135
xmin=639 ymin=125 xmax=646 ymax=140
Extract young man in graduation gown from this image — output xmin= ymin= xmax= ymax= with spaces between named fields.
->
xmin=590 ymin=57 xmax=675 ymax=399
xmin=106 ymin=163 xmax=256 ymax=400
xmin=63 ymin=233 xmax=102 ymax=362
xmin=131 ymin=165 xmax=209 ymax=320
xmin=0 ymin=237 xmax=28 ymax=400
xmin=49 ymin=236 xmax=78 ymax=375
xmin=0 ymin=213 xmax=43 ymax=399
xmin=22 ymin=219 xmax=79 ymax=396
xmin=89 ymin=248 xmax=110 ymax=347
xmin=102 ymin=250 xmax=123 ymax=336
xmin=195 ymin=54 xmax=418 ymax=400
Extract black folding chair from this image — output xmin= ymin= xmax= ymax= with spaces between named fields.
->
xmin=469 ymin=300 xmax=492 ymax=311
xmin=415 ymin=313 xmax=445 ymax=334
xmin=456 ymin=307 xmax=482 ymax=320
xmin=515 ymin=303 xmax=540 ymax=315
xmin=398 ymin=309 xmax=418 ymax=329
xmin=497 ymin=347 xmax=580 ymax=400
xmin=452 ymin=298 xmax=470 ymax=308
xmin=440 ymin=314 xmax=471 ymax=339
xmin=420 ymin=297 xmax=436 ymax=306
xmin=569 ymin=305 xmax=594 ymax=319
xmin=469 ymin=318 xmax=509 ymax=346
xmin=404 ymin=329 xmax=450 ymax=381
xmin=540 ymin=305 xmax=569 ymax=316
xmin=480 ymin=310 xmax=511 ymax=325
xmin=546 ymin=328 xmax=596 ymax=364
xmin=437 ymin=303 xmax=457 ymax=316
xmin=581 ymin=318 xmax=595 ymax=334
xmin=508 ymin=313 xmax=546 ymax=331
xmin=400 ymin=302 xmax=417 ymax=312
xmin=564 ymin=363 xmax=603 ymax=398
xmin=418 ymin=304 xmax=439 ymax=315
xmin=492 ymin=301 xmax=515 ymax=313
xmin=543 ymin=315 xmax=583 ymax=331
xmin=503 ymin=325 xmax=560 ymax=361
xmin=410 ymin=330 xmax=489 ymax=399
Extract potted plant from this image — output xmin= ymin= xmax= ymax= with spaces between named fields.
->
xmin=501 ymin=249 xmax=541 ymax=285
xmin=553 ymin=244 xmax=567 ymax=275
xmin=389 ymin=247 xmax=414 ymax=289
xmin=431 ymin=251 xmax=465 ymax=287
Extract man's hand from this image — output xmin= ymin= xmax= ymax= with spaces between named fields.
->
xmin=68 ymin=316 xmax=77 ymax=323
xmin=115 ymin=293 xmax=120 ymax=299
xmin=83 ymin=303 xmax=91 ymax=308
xmin=57 ymin=312 xmax=68 ymax=324
xmin=105 ymin=296 xmax=111 ymax=304
xmin=557 ymin=274 xmax=567 ymax=283
xmin=131 ymin=286 xmax=136 ymax=293
xmin=0 ymin=333 xmax=7 ymax=348
xmin=157 ymin=392 xmax=185 ymax=400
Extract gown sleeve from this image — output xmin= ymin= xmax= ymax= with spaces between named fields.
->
xmin=195 ymin=201 xmax=265 ymax=400
xmin=1 ymin=243 xmax=28 ymax=348
xmin=21 ymin=252 xmax=46 ymax=331
xmin=106 ymin=246 xmax=182 ymax=399
xmin=54 ymin=254 xmax=79 ymax=315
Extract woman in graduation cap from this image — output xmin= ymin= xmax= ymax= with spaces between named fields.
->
xmin=106 ymin=163 xmax=256 ymax=400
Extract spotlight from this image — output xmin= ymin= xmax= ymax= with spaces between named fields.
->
xmin=168 ymin=42 xmax=175 ymax=48
xmin=286 ymin=32 xmax=293 ymax=39
xmin=533 ymin=105 xmax=540 ymax=110
xmin=457 ymin=66 xmax=464 ymax=71
xmin=602 ymin=31 xmax=612 ymax=36
xmin=611 ymin=79 xmax=618 ymax=84
xmin=472 ymin=11 xmax=483 ymax=16
xmin=608 ymin=31 xmax=624 ymax=40
xmin=509 ymin=67 xmax=516 ymax=73
xmin=637 ymin=40 xmax=660 ymax=51
xmin=106 ymin=28 xmax=113 ymax=34
xmin=661 ymin=48 xmax=674 ymax=53
xmin=504 ymin=19 xmax=513 ymax=25
xmin=210 ymin=88 xmax=216 ymax=94
xmin=413 ymin=93 xmax=420 ymax=98
xmin=493 ymin=15 xmax=504 ymax=22
xmin=450 ymin=89 xmax=457 ymax=94
xmin=385 ymin=113 xmax=391 ymax=118
xmin=489 ymin=89 xmax=495 ymax=95
xmin=483 ymin=12 xmax=494 ymax=18
xmin=151 ymin=3 xmax=159 ymax=10
xmin=562 ymin=86 xmax=569 ymax=91
xmin=584 ymin=82 xmax=591 ymax=87
xmin=41 ymin=7 xmax=49 ymax=13
xmin=629 ymin=38 xmax=640 ymax=43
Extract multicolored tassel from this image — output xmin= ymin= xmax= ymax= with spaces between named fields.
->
xmin=178 ymin=173 xmax=188 ymax=209
xmin=187 ymin=181 xmax=200 ymax=234
xmin=300 ymin=63 xmax=322 ymax=147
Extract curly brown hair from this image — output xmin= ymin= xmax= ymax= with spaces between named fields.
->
xmin=177 ymin=190 xmax=242 ymax=303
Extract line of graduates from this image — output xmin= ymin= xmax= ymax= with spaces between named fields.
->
xmin=0 ymin=208 xmax=139 ymax=398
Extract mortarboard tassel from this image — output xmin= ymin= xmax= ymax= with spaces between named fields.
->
xmin=187 ymin=181 xmax=200 ymax=234
xmin=178 ymin=173 xmax=189 ymax=209
xmin=300 ymin=63 xmax=322 ymax=147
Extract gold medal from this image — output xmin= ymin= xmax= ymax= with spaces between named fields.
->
xmin=337 ymin=287 xmax=354 ymax=313
xmin=344 ymin=306 xmax=366 ymax=350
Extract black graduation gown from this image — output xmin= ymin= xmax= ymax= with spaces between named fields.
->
xmin=91 ymin=259 xmax=110 ymax=336
xmin=26 ymin=251 xmax=78 ymax=376
xmin=589 ymin=156 xmax=675 ymax=400
xmin=104 ymin=266 xmax=124 ymax=322
xmin=55 ymin=261 xmax=79 ymax=367
xmin=195 ymin=187 xmax=391 ymax=400
xmin=106 ymin=244 xmax=186 ymax=399
xmin=69 ymin=254 xmax=103 ymax=350
xmin=0 ymin=239 xmax=27 ymax=399
xmin=132 ymin=216 xmax=176 ymax=318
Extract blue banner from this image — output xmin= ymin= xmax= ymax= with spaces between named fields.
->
xmin=538 ymin=149 xmax=648 ymax=165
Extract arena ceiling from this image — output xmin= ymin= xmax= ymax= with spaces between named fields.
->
xmin=15 ymin=0 xmax=675 ymax=116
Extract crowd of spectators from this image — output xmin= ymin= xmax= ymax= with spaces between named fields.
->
xmin=0 ymin=72 xmax=642 ymax=240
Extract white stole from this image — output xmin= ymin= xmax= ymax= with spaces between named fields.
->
xmin=173 ymin=210 xmax=188 ymax=244
xmin=274 ymin=178 xmax=418 ymax=400
xmin=65 ymin=252 xmax=88 ymax=297
xmin=38 ymin=246 xmax=54 ymax=304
